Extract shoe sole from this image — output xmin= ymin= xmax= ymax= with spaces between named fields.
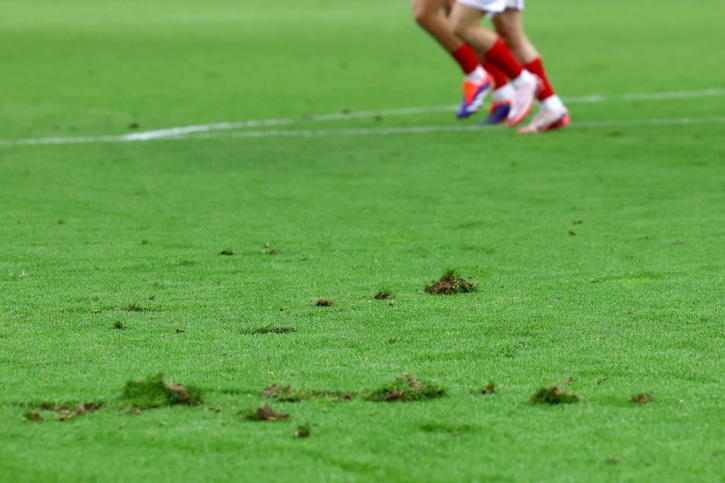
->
xmin=517 ymin=113 xmax=571 ymax=134
xmin=482 ymin=104 xmax=511 ymax=124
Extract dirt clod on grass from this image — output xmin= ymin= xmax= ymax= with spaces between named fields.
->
xmin=424 ymin=269 xmax=478 ymax=295
xmin=113 ymin=321 xmax=126 ymax=330
xmin=366 ymin=374 xmax=445 ymax=402
xmin=118 ymin=303 xmax=148 ymax=312
xmin=261 ymin=384 xmax=304 ymax=402
xmin=26 ymin=402 xmax=104 ymax=422
xmin=261 ymin=384 xmax=351 ymax=403
xmin=217 ymin=250 xmax=236 ymax=256
xmin=374 ymin=291 xmax=392 ymax=300
xmin=122 ymin=374 xmax=203 ymax=410
xmin=240 ymin=404 xmax=290 ymax=422
xmin=240 ymin=326 xmax=297 ymax=335
xmin=480 ymin=383 xmax=495 ymax=395
xmin=316 ymin=298 xmax=333 ymax=307
xmin=629 ymin=393 xmax=654 ymax=404
xmin=530 ymin=386 xmax=580 ymax=405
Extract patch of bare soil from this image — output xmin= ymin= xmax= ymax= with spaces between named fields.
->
xmin=628 ymin=393 xmax=654 ymax=404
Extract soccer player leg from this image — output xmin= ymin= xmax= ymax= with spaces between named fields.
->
xmin=482 ymin=62 xmax=513 ymax=124
xmin=492 ymin=7 xmax=570 ymax=132
xmin=412 ymin=0 xmax=493 ymax=119
xmin=452 ymin=0 xmax=538 ymax=127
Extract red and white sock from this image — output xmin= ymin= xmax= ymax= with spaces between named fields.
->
xmin=523 ymin=58 xmax=555 ymax=100
xmin=483 ymin=62 xmax=508 ymax=89
xmin=451 ymin=44 xmax=484 ymax=82
xmin=523 ymin=57 xmax=566 ymax=110
xmin=483 ymin=38 xmax=523 ymax=80
xmin=482 ymin=62 xmax=514 ymax=102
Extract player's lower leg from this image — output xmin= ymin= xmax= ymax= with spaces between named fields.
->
xmin=481 ymin=63 xmax=513 ymax=124
xmin=517 ymin=57 xmax=570 ymax=133
xmin=412 ymin=0 xmax=492 ymax=119
xmin=450 ymin=3 xmax=538 ymax=127
xmin=490 ymin=10 xmax=570 ymax=133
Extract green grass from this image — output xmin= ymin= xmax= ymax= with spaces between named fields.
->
xmin=1 ymin=0 xmax=725 ymax=481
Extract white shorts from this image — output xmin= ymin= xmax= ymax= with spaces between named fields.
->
xmin=457 ymin=0 xmax=524 ymax=18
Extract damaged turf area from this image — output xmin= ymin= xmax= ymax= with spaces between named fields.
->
xmin=2 ymin=0 xmax=725 ymax=480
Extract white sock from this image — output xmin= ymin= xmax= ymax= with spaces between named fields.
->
xmin=511 ymin=69 xmax=535 ymax=88
xmin=493 ymin=83 xmax=515 ymax=102
xmin=541 ymin=94 xmax=566 ymax=111
xmin=464 ymin=65 xmax=485 ymax=84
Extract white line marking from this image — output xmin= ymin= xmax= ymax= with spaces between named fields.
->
xmin=0 ymin=88 xmax=722 ymax=147
xmin=120 ymin=105 xmax=458 ymax=141
xmin=118 ymin=88 xmax=725 ymax=141
xmin=190 ymin=116 xmax=725 ymax=140
xmin=2 ymin=116 xmax=724 ymax=146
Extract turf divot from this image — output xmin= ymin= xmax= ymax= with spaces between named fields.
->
xmin=530 ymin=386 xmax=580 ymax=405
xmin=240 ymin=326 xmax=297 ymax=335
xmin=118 ymin=303 xmax=150 ymax=312
xmin=480 ymin=383 xmax=496 ymax=395
xmin=425 ymin=270 xmax=478 ymax=295
xmin=260 ymin=384 xmax=351 ymax=403
xmin=366 ymin=375 xmax=445 ymax=402
xmin=122 ymin=375 xmax=202 ymax=410
xmin=629 ymin=393 xmax=654 ymax=404
xmin=24 ymin=402 xmax=104 ymax=422
xmin=240 ymin=404 xmax=290 ymax=422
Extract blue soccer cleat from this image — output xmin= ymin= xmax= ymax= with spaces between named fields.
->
xmin=482 ymin=99 xmax=512 ymax=124
xmin=456 ymin=72 xmax=493 ymax=120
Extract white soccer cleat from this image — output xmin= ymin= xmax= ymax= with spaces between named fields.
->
xmin=517 ymin=106 xmax=571 ymax=134
xmin=506 ymin=78 xmax=540 ymax=127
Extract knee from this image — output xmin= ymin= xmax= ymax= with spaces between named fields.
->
xmin=412 ymin=0 xmax=434 ymax=26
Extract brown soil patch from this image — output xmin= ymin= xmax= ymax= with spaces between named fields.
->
xmin=481 ymin=383 xmax=495 ymax=395
xmin=629 ymin=393 xmax=654 ymax=404
xmin=316 ymin=298 xmax=333 ymax=307
xmin=255 ymin=404 xmax=290 ymax=421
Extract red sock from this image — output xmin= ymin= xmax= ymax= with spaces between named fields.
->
xmin=483 ymin=38 xmax=523 ymax=80
xmin=524 ymin=57 xmax=555 ymax=101
xmin=450 ymin=44 xmax=480 ymax=75
xmin=483 ymin=62 xmax=508 ymax=88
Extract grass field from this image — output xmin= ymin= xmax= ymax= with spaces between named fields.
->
xmin=2 ymin=0 xmax=725 ymax=481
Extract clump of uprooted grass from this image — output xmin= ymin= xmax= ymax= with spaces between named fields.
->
xmin=530 ymin=386 xmax=580 ymax=405
xmin=424 ymin=269 xmax=478 ymax=295
xmin=629 ymin=393 xmax=654 ymax=404
xmin=122 ymin=374 xmax=203 ymax=410
xmin=260 ymin=384 xmax=351 ymax=403
xmin=365 ymin=374 xmax=445 ymax=402
xmin=23 ymin=402 xmax=104 ymax=422
xmin=239 ymin=326 xmax=297 ymax=335
xmin=240 ymin=404 xmax=290 ymax=422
